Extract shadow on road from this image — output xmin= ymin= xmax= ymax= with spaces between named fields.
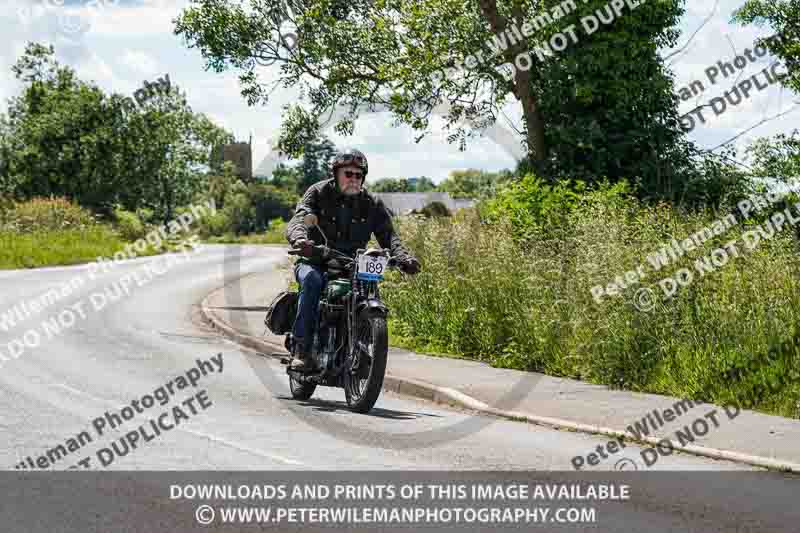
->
xmin=275 ymin=396 xmax=442 ymax=421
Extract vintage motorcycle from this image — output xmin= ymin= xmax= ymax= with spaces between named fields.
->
xmin=281 ymin=214 xmax=402 ymax=413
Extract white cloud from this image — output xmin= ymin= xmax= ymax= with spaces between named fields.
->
xmin=88 ymin=0 xmax=185 ymax=37
xmin=119 ymin=49 xmax=158 ymax=76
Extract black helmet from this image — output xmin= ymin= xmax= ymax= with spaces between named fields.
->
xmin=331 ymin=148 xmax=368 ymax=178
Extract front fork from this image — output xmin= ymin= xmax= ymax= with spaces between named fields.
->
xmin=347 ymin=285 xmax=357 ymax=370
xmin=348 ymin=295 xmax=389 ymax=372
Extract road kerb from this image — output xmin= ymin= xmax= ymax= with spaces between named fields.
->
xmin=200 ymin=282 xmax=800 ymax=474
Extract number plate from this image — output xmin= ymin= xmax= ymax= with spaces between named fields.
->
xmin=357 ymin=255 xmax=388 ymax=281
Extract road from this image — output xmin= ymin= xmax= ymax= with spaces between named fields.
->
xmin=0 ymin=244 xmax=797 ymax=531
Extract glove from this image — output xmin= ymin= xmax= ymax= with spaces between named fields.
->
xmin=399 ymin=256 xmax=421 ymax=275
xmin=294 ymin=239 xmax=314 ymax=258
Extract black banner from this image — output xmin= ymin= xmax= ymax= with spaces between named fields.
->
xmin=1 ymin=471 xmax=797 ymax=532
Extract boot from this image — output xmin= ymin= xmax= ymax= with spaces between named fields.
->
xmin=290 ymin=342 xmax=314 ymax=372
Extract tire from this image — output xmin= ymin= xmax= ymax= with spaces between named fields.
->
xmin=289 ymin=374 xmax=317 ymax=400
xmin=344 ymin=316 xmax=388 ymax=413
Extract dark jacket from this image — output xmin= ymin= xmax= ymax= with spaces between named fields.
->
xmin=286 ymin=178 xmax=412 ymax=267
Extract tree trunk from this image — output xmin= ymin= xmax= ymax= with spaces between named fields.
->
xmin=477 ymin=0 xmax=547 ymax=172
xmin=514 ymin=69 xmax=547 ymax=176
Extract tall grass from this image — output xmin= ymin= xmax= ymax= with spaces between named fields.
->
xmin=382 ymin=191 xmax=800 ymax=418
xmin=0 ymin=196 xmax=99 ymax=232
xmin=0 ymin=227 xmax=126 ymax=268
xmin=0 ymin=197 xmax=164 ymax=269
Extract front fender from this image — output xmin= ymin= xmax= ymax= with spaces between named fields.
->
xmin=355 ymin=298 xmax=389 ymax=321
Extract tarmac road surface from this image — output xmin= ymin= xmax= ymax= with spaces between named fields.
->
xmin=0 ymin=244 xmax=796 ymax=532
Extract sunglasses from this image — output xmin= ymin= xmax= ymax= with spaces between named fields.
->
xmin=343 ymin=170 xmax=364 ymax=179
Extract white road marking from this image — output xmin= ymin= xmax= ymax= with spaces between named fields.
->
xmin=178 ymin=427 xmax=305 ymax=466
xmin=49 ymin=383 xmax=305 ymax=467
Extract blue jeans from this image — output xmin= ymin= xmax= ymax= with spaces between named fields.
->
xmin=292 ymin=263 xmax=325 ymax=352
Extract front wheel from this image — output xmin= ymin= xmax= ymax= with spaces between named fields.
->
xmin=344 ymin=316 xmax=388 ymax=413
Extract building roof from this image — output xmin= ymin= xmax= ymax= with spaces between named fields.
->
xmin=372 ymin=192 xmax=475 ymax=215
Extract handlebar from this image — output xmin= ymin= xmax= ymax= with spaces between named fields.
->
xmin=287 ymin=245 xmax=353 ymax=262
xmin=288 ymin=245 xmax=402 ymax=270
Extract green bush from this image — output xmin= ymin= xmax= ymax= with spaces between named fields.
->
xmin=194 ymin=210 xmax=231 ymax=238
xmin=112 ymin=205 xmax=146 ymax=241
xmin=247 ymin=183 xmax=296 ymax=231
xmin=190 ymin=179 xmax=296 ymax=239
xmin=258 ymin=217 xmax=288 ymax=244
xmin=135 ymin=207 xmax=156 ymax=225
xmin=479 ymin=174 xmax=601 ymax=241
xmin=223 ymin=189 xmax=256 ymax=235
xmin=417 ymin=201 xmax=451 ymax=218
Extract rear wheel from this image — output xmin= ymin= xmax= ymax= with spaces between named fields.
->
xmin=344 ymin=316 xmax=388 ymax=413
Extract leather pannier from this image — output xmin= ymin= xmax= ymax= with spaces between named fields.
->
xmin=264 ymin=291 xmax=298 ymax=335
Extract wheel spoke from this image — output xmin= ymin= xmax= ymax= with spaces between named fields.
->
xmin=343 ymin=315 xmax=387 ymax=413
xmin=348 ymin=319 xmax=375 ymax=400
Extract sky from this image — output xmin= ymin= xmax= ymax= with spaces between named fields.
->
xmin=1 ymin=0 xmax=798 ymax=182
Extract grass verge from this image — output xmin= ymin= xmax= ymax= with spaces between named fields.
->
xmin=202 ymin=229 xmax=286 ymax=245
xmin=380 ymin=196 xmax=800 ymax=419
xmin=0 ymin=227 xmax=190 ymax=269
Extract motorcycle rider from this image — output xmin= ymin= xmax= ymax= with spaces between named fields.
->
xmin=285 ymin=148 xmax=421 ymax=371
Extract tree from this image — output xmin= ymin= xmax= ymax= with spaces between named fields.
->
xmin=297 ymin=135 xmax=337 ymax=194
xmin=531 ymin=0 xmax=690 ymax=196
xmin=369 ymin=178 xmax=412 ymax=193
xmin=127 ymin=84 xmax=233 ymax=222
xmin=747 ymin=130 xmax=800 ymax=181
xmin=221 ymin=179 xmax=297 ymax=234
xmin=734 ymin=1 xmax=800 ymax=94
xmin=3 ymin=43 xmax=124 ymax=211
xmin=246 ymin=182 xmax=298 ymax=229
xmin=202 ymin=161 xmax=239 ymax=210
xmin=412 ymin=176 xmax=437 ymax=192
xmin=268 ymin=162 xmax=301 ymax=192
xmin=0 ymin=43 xmax=232 ymax=219
xmin=437 ymin=168 xmax=513 ymax=198
xmin=368 ymin=176 xmax=437 ymax=192
xmin=174 ymin=0 xmax=687 ymax=187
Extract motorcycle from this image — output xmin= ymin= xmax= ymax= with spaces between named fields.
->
xmin=282 ymin=213 xmax=402 ymax=413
